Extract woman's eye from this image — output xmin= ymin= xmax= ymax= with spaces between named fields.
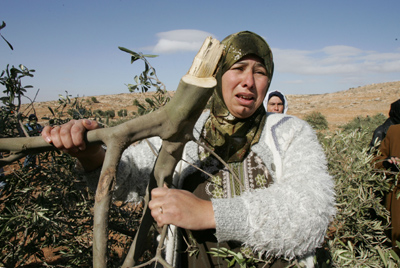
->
xmin=232 ymin=66 xmax=243 ymax=71
xmin=255 ymin=68 xmax=267 ymax=75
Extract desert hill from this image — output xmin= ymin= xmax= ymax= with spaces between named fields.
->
xmin=288 ymin=81 xmax=400 ymax=129
xmin=29 ymin=81 xmax=400 ymax=130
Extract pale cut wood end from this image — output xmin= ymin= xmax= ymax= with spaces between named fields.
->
xmin=187 ymin=37 xmax=224 ymax=78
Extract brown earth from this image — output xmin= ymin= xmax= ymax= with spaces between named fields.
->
xmin=26 ymin=81 xmax=400 ymax=130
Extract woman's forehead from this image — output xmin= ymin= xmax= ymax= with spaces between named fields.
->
xmin=233 ymin=55 xmax=266 ymax=67
xmin=268 ymin=96 xmax=283 ymax=103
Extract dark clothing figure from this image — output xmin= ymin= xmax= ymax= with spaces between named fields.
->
xmin=23 ymin=114 xmax=43 ymax=167
xmin=370 ymin=99 xmax=400 ymax=151
xmin=24 ymin=123 xmax=42 ymax=136
xmin=24 ymin=114 xmax=43 ymax=137
xmin=370 ymin=118 xmax=395 ymax=150
xmin=373 ymin=124 xmax=400 ymax=255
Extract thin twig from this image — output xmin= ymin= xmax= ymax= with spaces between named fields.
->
xmin=193 ymin=139 xmax=243 ymax=188
xmin=180 ymin=158 xmax=214 ymax=178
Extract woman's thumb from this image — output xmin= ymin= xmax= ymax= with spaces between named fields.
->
xmin=83 ymin=119 xmax=99 ymax=130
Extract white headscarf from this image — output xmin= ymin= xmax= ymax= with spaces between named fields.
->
xmin=263 ymin=90 xmax=288 ymax=114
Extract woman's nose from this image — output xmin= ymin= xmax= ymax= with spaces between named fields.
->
xmin=241 ymin=70 xmax=255 ymax=88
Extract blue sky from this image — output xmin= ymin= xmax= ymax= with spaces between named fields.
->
xmin=1 ymin=0 xmax=399 ymax=103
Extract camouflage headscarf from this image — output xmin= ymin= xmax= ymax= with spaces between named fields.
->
xmin=202 ymin=31 xmax=274 ymax=163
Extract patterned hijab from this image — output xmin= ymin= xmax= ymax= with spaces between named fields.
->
xmin=202 ymin=31 xmax=274 ymax=163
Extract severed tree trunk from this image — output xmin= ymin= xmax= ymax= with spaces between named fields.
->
xmin=0 ymin=37 xmax=223 ymax=268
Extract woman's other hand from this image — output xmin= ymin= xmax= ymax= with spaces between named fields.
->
xmin=149 ymin=187 xmax=216 ymax=230
xmin=41 ymin=119 xmax=105 ymax=171
xmin=388 ymin=156 xmax=400 ymax=166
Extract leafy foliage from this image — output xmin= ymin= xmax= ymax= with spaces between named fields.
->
xmin=208 ymin=247 xmax=262 ymax=268
xmin=94 ymin=109 xmax=105 ymax=117
xmin=119 ymin=46 xmax=171 ymax=116
xmin=321 ymin=130 xmax=392 ymax=266
xmin=45 ymin=92 xmax=93 ymax=122
xmin=304 ymin=111 xmax=329 ymax=130
xmin=0 ymin=106 xmax=22 ymax=138
xmin=0 ymin=152 xmax=93 ymax=267
xmin=0 ymin=151 xmax=142 ymax=267
xmin=105 ymin=109 xmax=115 ymax=119
xmin=118 ymin=47 xmax=161 ymax=93
xmin=0 ymin=21 xmax=13 ymax=50
xmin=310 ymin=115 xmax=399 ymax=267
xmin=118 ymin=109 xmax=128 ymax=117
xmin=0 ymin=64 xmax=35 ymax=114
xmin=132 ymin=92 xmax=171 ymax=116
xmin=91 ymin=96 xmax=99 ymax=103
xmin=0 ymin=64 xmax=38 ymax=139
xmin=340 ymin=113 xmax=387 ymax=135
xmin=0 ymin=85 xmax=142 ymax=267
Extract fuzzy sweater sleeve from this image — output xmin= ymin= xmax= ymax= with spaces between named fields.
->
xmin=212 ymin=116 xmax=336 ymax=259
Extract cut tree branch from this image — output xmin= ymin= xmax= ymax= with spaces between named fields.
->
xmin=0 ymin=36 xmax=223 ymax=268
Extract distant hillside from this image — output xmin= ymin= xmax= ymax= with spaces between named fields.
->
xmin=287 ymin=81 xmax=400 ymax=129
xmin=25 ymin=81 xmax=400 ymax=130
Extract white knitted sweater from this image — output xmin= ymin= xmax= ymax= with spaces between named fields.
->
xmin=84 ymin=111 xmax=336 ymax=263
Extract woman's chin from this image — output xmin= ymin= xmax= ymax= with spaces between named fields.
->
xmin=231 ymin=108 xmax=256 ymax=119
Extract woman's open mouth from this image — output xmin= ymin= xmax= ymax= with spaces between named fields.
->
xmin=236 ymin=94 xmax=255 ymax=105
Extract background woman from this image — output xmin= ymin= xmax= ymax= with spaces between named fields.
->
xmin=263 ymin=90 xmax=288 ymax=114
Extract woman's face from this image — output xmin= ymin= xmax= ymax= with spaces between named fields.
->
xmin=267 ymin=96 xmax=284 ymax=113
xmin=221 ymin=55 xmax=269 ymax=119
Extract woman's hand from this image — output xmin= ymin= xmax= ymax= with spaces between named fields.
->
xmin=388 ymin=157 xmax=400 ymax=165
xmin=149 ymin=187 xmax=216 ymax=230
xmin=388 ymin=156 xmax=400 ymax=167
xmin=41 ymin=119 xmax=105 ymax=171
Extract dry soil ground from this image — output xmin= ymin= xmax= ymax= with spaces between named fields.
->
xmin=28 ymin=81 xmax=400 ymax=130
